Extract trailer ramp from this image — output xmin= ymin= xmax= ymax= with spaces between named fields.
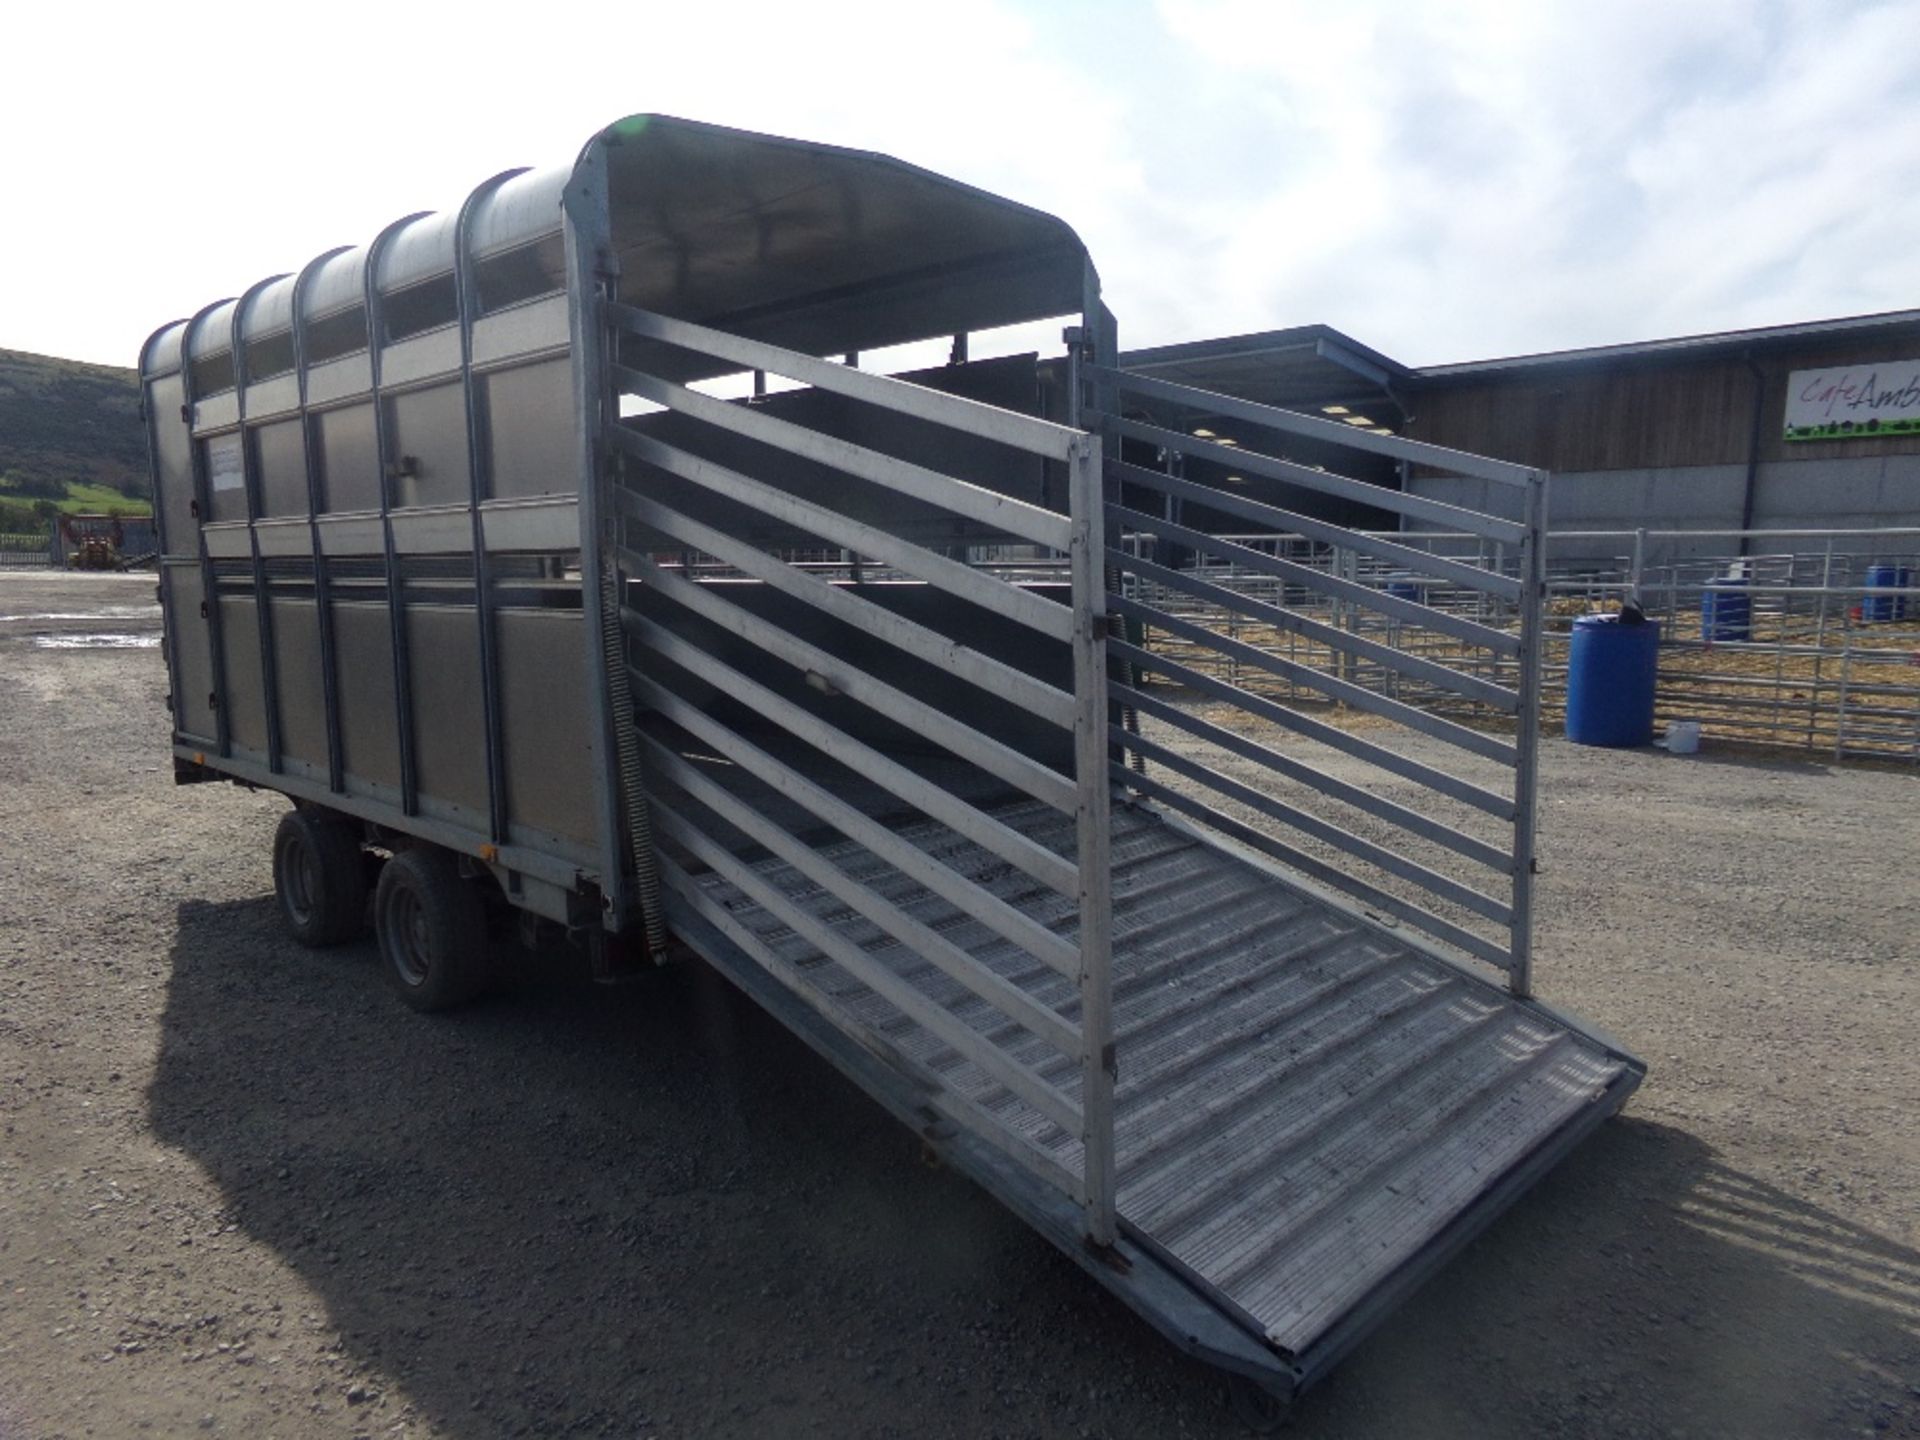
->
xmin=653 ymin=757 xmax=1636 ymax=1370
xmin=600 ymin=305 xmax=1642 ymax=1399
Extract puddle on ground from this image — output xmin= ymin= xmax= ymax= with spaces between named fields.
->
xmin=31 ymin=633 xmax=161 ymax=650
xmin=0 ymin=606 xmax=162 ymax=623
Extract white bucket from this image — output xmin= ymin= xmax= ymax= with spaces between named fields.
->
xmin=1665 ymin=719 xmax=1702 ymax=755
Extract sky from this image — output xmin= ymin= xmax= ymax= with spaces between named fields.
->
xmin=7 ymin=0 xmax=1920 ymax=371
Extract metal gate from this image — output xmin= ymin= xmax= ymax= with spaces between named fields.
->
xmin=600 ymin=304 xmax=1123 ymax=1241
xmin=1090 ymin=368 xmax=1550 ymax=993
xmin=600 ymin=304 xmax=1556 ymax=1255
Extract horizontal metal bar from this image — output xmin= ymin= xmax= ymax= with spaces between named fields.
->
xmin=1121 ymin=556 xmax=1520 ymax=718
xmin=643 ymin=737 xmax=1084 ymax=1059
xmin=171 ymin=745 xmax=588 ymax=892
xmin=1109 ymin=587 xmax=1519 ymax=761
xmin=614 ymin=365 xmax=1073 ymax=551
xmin=1108 ymin=640 xmax=1516 ymax=821
xmin=1112 ymin=683 xmax=1512 ymax=871
xmin=1115 ymin=765 xmax=1517 ymax=972
xmin=1110 ymin=505 xmax=1523 ymax=658
xmin=627 ymin=611 xmax=1083 ymax=896
xmin=626 ymin=553 xmax=1081 ymax=815
xmin=1113 ymin=728 xmax=1512 ymax=924
xmin=611 ymin=426 xmax=1073 ymax=642
xmin=1108 ymin=414 xmax=1528 ymax=544
xmin=1646 ymin=582 xmax=1920 ymax=599
xmin=655 ymin=856 xmax=1085 ymax=1201
xmin=1111 ymin=460 xmax=1523 ymax=601
xmin=650 ymin=804 xmax=1084 ymax=1133
xmin=633 ymin=675 xmax=1084 ymax=978
xmin=1650 ymin=669 xmax=1917 ymax=696
xmin=610 ymin=302 xmax=1083 ymax=462
xmin=1552 ymin=525 xmax=1920 ymax=542
xmin=1095 ymin=364 xmax=1539 ymax=489
xmin=617 ymin=498 xmax=1075 ymax=729
xmin=1112 ymin=549 xmax=1520 ymax=716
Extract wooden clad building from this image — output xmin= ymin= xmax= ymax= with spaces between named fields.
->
xmin=1122 ymin=309 xmax=1920 ymax=560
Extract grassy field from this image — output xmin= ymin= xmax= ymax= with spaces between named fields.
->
xmin=0 ymin=475 xmax=150 ymax=516
xmin=0 ymin=345 xmax=147 ymax=505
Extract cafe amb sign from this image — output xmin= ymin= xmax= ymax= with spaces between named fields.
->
xmin=1784 ymin=360 xmax=1920 ymax=442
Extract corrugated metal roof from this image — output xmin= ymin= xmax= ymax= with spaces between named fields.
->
xmin=1415 ymin=307 xmax=1920 ymax=380
xmin=1119 ymin=326 xmax=1414 ymax=412
xmin=1117 ymin=308 xmax=1920 ymax=403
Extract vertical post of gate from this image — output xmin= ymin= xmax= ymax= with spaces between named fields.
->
xmin=1508 ymin=469 xmax=1550 ymax=999
xmin=1068 ymin=426 xmax=1116 ymax=1247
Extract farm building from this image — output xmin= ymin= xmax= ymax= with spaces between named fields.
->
xmin=1123 ymin=308 xmax=1920 ymax=565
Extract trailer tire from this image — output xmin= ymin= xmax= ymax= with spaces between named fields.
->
xmin=373 ymin=847 xmax=489 ymax=1012
xmin=272 ymin=808 xmax=369 ymax=948
xmin=1226 ymin=1374 xmax=1293 ymax=1434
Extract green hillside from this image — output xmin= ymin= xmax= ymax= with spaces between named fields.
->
xmin=0 ymin=348 xmax=149 ymax=511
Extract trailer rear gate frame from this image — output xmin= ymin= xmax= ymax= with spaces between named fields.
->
xmin=141 ymin=113 xmax=1643 ymax=1413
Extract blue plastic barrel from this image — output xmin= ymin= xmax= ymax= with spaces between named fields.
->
xmin=1383 ymin=574 xmax=1425 ymax=604
xmin=1864 ymin=563 xmax=1905 ymax=622
xmin=1701 ymin=577 xmax=1751 ymax=642
xmin=1565 ymin=614 xmax=1661 ymax=747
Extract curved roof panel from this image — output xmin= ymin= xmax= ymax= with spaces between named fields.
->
xmin=142 ymin=113 xmax=1094 ymax=379
xmin=586 ymin=114 xmax=1092 ymax=361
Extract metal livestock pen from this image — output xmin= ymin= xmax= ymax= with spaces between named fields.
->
xmin=140 ymin=114 xmax=1642 ymax=1424
xmin=1131 ymin=525 xmax=1920 ymax=763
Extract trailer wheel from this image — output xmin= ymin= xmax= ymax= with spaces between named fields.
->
xmin=373 ymin=847 xmax=489 ymax=1012
xmin=1226 ymin=1373 xmax=1293 ymax=1434
xmin=272 ymin=809 xmax=369 ymax=947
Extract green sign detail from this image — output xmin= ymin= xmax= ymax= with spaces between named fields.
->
xmin=1784 ymin=416 xmax=1920 ymax=443
xmin=1785 ymin=361 xmax=1920 ymax=442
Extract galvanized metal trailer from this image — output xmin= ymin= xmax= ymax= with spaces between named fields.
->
xmin=141 ymin=114 xmax=1643 ymax=1421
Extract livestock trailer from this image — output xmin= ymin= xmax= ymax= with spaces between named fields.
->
xmin=141 ymin=113 xmax=1643 ymax=1423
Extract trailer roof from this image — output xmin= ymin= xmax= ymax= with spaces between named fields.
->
xmin=141 ymin=114 xmax=1095 ymax=378
xmin=593 ymin=115 xmax=1094 ymax=365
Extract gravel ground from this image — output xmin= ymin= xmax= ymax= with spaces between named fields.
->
xmin=3 ymin=569 xmax=1918 ymax=1440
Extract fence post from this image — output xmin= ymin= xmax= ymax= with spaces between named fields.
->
xmin=1067 ymin=428 xmax=1116 ymax=1246
xmin=1508 ymin=471 xmax=1549 ymax=999
xmin=1809 ymin=540 xmax=1834 ymax=749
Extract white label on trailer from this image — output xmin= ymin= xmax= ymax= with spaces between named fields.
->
xmin=208 ymin=434 xmax=245 ymax=492
xmin=1784 ymin=360 xmax=1920 ymax=442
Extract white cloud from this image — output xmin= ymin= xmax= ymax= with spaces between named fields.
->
xmin=5 ymin=0 xmax=1918 ymax=369
xmin=1133 ymin=0 xmax=1920 ymax=362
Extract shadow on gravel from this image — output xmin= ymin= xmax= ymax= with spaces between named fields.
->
xmin=149 ymin=897 xmax=1920 ymax=1439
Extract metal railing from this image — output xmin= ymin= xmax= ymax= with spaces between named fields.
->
xmin=1557 ymin=530 xmax=1920 ymax=762
xmin=1135 ymin=525 xmax=1920 ymax=765
xmin=604 ymin=305 xmax=1120 ymax=1242
xmin=0 ymin=526 xmax=57 ymax=569
xmin=1090 ymin=367 xmax=1551 ymax=995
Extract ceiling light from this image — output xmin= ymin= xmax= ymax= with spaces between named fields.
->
xmin=1218 ymin=437 xmax=1240 ymax=446
xmin=1321 ymin=405 xmax=1350 ymax=416
xmin=1192 ymin=427 xmax=1216 ymax=438
xmin=1225 ymin=475 xmax=1246 ymax=485
xmin=1343 ymin=415 xmax=1374 ymax=426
